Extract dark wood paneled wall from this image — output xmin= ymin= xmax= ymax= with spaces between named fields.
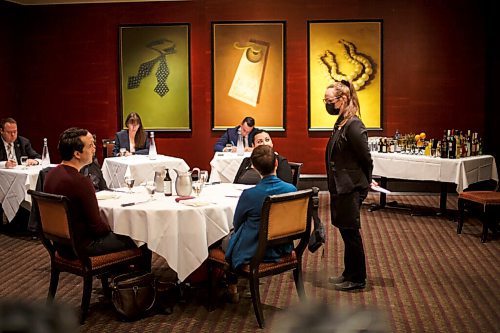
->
xmin=0 ymin=0 xmax=491 ymax=173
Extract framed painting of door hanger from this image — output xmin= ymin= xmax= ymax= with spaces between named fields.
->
xmin=212 ymin=21 xmax=285 ymax=131
xmin=119 ymin=24 xmax=191 ymax=131
xmin=308 ymin=20 xmax=382 ymax=131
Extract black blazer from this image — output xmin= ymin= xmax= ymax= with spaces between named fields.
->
xmin=325 ymin=116 xmax=372 ymax=195
xmin=0 ymin=136 xmax=41 ymax=164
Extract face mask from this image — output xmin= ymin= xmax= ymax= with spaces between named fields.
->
xmin=325 ymin=103 xmax=340 ymax=115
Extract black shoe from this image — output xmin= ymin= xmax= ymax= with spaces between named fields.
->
xmin=334 ymin=280 xmax=366 ymax=291
xmin=328 ymin=275 xmax=345 ymax=284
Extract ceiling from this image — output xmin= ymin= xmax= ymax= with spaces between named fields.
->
xmin=6 ymin=0 xmax=187 ymax=5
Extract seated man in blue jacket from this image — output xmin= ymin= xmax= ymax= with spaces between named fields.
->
xmin=223 ymin=145 xmax=297 ymax=301
xmin=213 ymin=116 xmax=258 ymax=152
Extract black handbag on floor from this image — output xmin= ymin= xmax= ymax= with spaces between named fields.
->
xmin=308 ymin=187 xmax=326 ymax=253
xmin=111 ymin=271 xmax=156 ymax=321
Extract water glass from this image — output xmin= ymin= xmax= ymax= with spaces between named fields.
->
xmin=192 ymin=181 xmax=203 ymax=197
xmin=145 ymin=181 xmax=156 ymax=199
xmin=223 ymin=144 xmax=233 ymax=152
xmin=20 ymin=156 xmax=28 ymax=169
xmin=199 ymin=170 xmax=209 ymax=184
xmin=124 ymin=176 xmax=135 ymax=192
xmin=119 ymin=148 xmax=127 ymax=157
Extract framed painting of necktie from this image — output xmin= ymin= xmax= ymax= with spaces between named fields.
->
xmin=211 ymin=21 xmax=285 ymax=132
xmin=307 ymin=20 xmax=383 ymax=131
xmin=119 ymin=24 xmax=191 ymax=131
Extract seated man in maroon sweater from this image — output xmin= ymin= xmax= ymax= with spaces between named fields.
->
xmin=44 ymin=127 xmax=137 ymax=258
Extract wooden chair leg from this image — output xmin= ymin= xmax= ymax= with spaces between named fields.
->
xmin=249 ymin=274 xmax=264 ymax=329
xmin=80 ymin=276 xmax=93 ymax=324
xmin=293 ymin=265 xmax=306 ymax=301
xmin=481 ymin=209 xmax=492 ymax=243
xmin=457 ymin=198 xmax=465 ymax=234
xmin=207 ymin=262 xmax=218 ymax=312
xmin=100 ymin=276 xmax=111 ymax=299
xmin=47 ymin=267 xmax=60 ymax=302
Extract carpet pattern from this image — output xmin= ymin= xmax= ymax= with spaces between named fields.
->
xmin=1 ymin=192 xmax=499 ymax=332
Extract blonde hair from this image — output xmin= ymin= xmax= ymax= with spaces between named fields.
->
xmin=327 ymin=80 xmax=361 ymax=127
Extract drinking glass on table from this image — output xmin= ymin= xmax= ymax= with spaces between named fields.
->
xmin=223 ymin=144 xmax=233 ymax=152
xmin=192 ymin=181 xmax=203 ymax=197
xmin=124 ymin=176 xmax=135 ymax=192
xmin=20 ymin=156 xmax=28 ymax=169
xmin=119 ymin=148 xmax=126 ymax=157
xmin=199 ymin=170 xmax=209 ymax=184
xmin=145 ymin=181 xmax=156 ymax=199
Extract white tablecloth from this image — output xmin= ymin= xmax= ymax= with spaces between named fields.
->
xmin=0 ymin=166 xmax=45 ymax=222
xmin=101 ymin=155 xmax=189 ymax=189
xmin=98 ymin=183 xmax=252 ymax=281
xmin=371 ymin=152 xmax=498 ymax=192
xmin=209 ymin=152 xmax=251 ymax=183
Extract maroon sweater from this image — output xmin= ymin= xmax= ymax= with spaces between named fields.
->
xmin=44 ymin=164 xmax=111 ymax=246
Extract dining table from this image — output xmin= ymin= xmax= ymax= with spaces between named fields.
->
xmin=209 ymin=151 xmax=251 ymax=183
xmin=0 ymin=165 xmax=48 ymax=222
xmin=97 ymin=182 xmax=252 ymax=281
xmin=101 ymin=154 xmax=189 ymax=189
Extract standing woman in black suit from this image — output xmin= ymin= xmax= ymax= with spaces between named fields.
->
xmin=324 ymin=80 xmax=373 ymax=291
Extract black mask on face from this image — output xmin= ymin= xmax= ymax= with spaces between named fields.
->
xmin=325 ymin=103 xmax=340 ymax=115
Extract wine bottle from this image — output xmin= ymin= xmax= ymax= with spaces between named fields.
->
xmin=164 ymin=168 xmax=172 ymax=196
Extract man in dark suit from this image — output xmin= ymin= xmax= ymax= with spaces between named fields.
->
xmin=0 ymin=117 xmax=41 ymax=168
xmin=214 ymin=116 xmax=258 ymax=152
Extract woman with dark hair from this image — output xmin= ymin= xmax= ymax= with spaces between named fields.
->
xmin=324 ymin=80 xmax=373 ymax=291
xmin=112 ymin=112 xmax=149 ymax=156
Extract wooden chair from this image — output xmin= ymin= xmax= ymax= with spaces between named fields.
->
xmin=102 ymin=138 xmax=115 ymax=159
xmin=288 ymin=162 xmax=303 ymax=188
xmin=28 ymin=189 xmax=150 ymax=323
xmin=458 ymin=188 xmax=500 ymax=242
xmin=208 ymin=188 xmax=313 ymax=328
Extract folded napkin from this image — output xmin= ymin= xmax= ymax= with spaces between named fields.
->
xmin=96 ymin=191 xmax=120 ymax=200
xmin=179 ymin=199 xmax=212 ymax=207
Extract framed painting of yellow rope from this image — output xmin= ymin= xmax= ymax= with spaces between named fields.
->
xmin=308 ymin=20 xmax=382 ymax=131
xmin=119 ymin=24 xmax=191 ymax=131
xmin=212 ymin=21 xmax=285 ymax=131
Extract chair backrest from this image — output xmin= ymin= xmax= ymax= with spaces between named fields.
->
xmin=253 ymin=189 xmax=313 ymax=264
xmin=288 ymin=162 xmax=303 ymax=187
xmin=28 ymin=190 xmax=72 ymax=245
xmin=102 ymin=138 xmax=115 ymax=159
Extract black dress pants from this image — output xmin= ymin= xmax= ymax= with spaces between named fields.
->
xmin=85 ymin=232 xmax=137 ymax=256
xmin=339 ymin=228 xmax=366 ymax=283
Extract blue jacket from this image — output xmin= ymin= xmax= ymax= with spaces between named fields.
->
xmin=112 ymin=130 xmax=150 ymax=156
xmin=225 ymin=175 xmax=296 ymax=269
xmin=213 ymin=126 xmax=258 ymax=152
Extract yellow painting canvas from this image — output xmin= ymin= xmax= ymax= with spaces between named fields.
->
xmin=308 ymin=21 xmax=382 ymax=130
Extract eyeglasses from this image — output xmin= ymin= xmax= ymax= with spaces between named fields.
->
xmin=323 ymin=96 xmax=341 ymax=104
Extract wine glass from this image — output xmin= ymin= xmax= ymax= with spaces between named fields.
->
xmin=192 ymin=181 xmax=202 ymax=197
xmin=124 ymin=176 xmax=135 ymax=193
xmin=20 ymin=156 xmax=28 ymax=169
xmin=145 ymin=181 xmax=156 ymax=199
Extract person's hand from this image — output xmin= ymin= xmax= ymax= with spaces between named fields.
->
xmin=244 ymin=147 xmax=253 ymax=152
xmin=5 ymin=159 xmax=17 ymax=168
xmin=27 ymin=159 xmax=38 ymax=166
xmin=231 ymin=147 xmax=237 ymax=153
xmin=370 ymin=180 xmax=379 ymax=188
xmin=124 ymin=151 xmax=133 ymax=157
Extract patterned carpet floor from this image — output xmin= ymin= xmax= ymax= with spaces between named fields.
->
xmin=1 ymin=192 xmax=499 ymax=332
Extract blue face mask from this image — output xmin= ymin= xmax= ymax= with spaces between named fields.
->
xmin=325 ymin=103 xmax=340 ymax=115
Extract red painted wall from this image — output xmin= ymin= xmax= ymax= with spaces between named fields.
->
xmin=1 ymin=0 xmax=488 ymax=174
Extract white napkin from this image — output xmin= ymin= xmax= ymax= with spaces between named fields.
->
xmin=96 ymin=191 xmax=120 ymax=200
xmin=180 ymin=199 xmax=212 ymax=207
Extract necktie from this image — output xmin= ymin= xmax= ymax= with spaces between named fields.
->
xmin=154 ymin=55 xmax=169 ymax=97
xmin=7 ymin=143 xmax=15 ymax=161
